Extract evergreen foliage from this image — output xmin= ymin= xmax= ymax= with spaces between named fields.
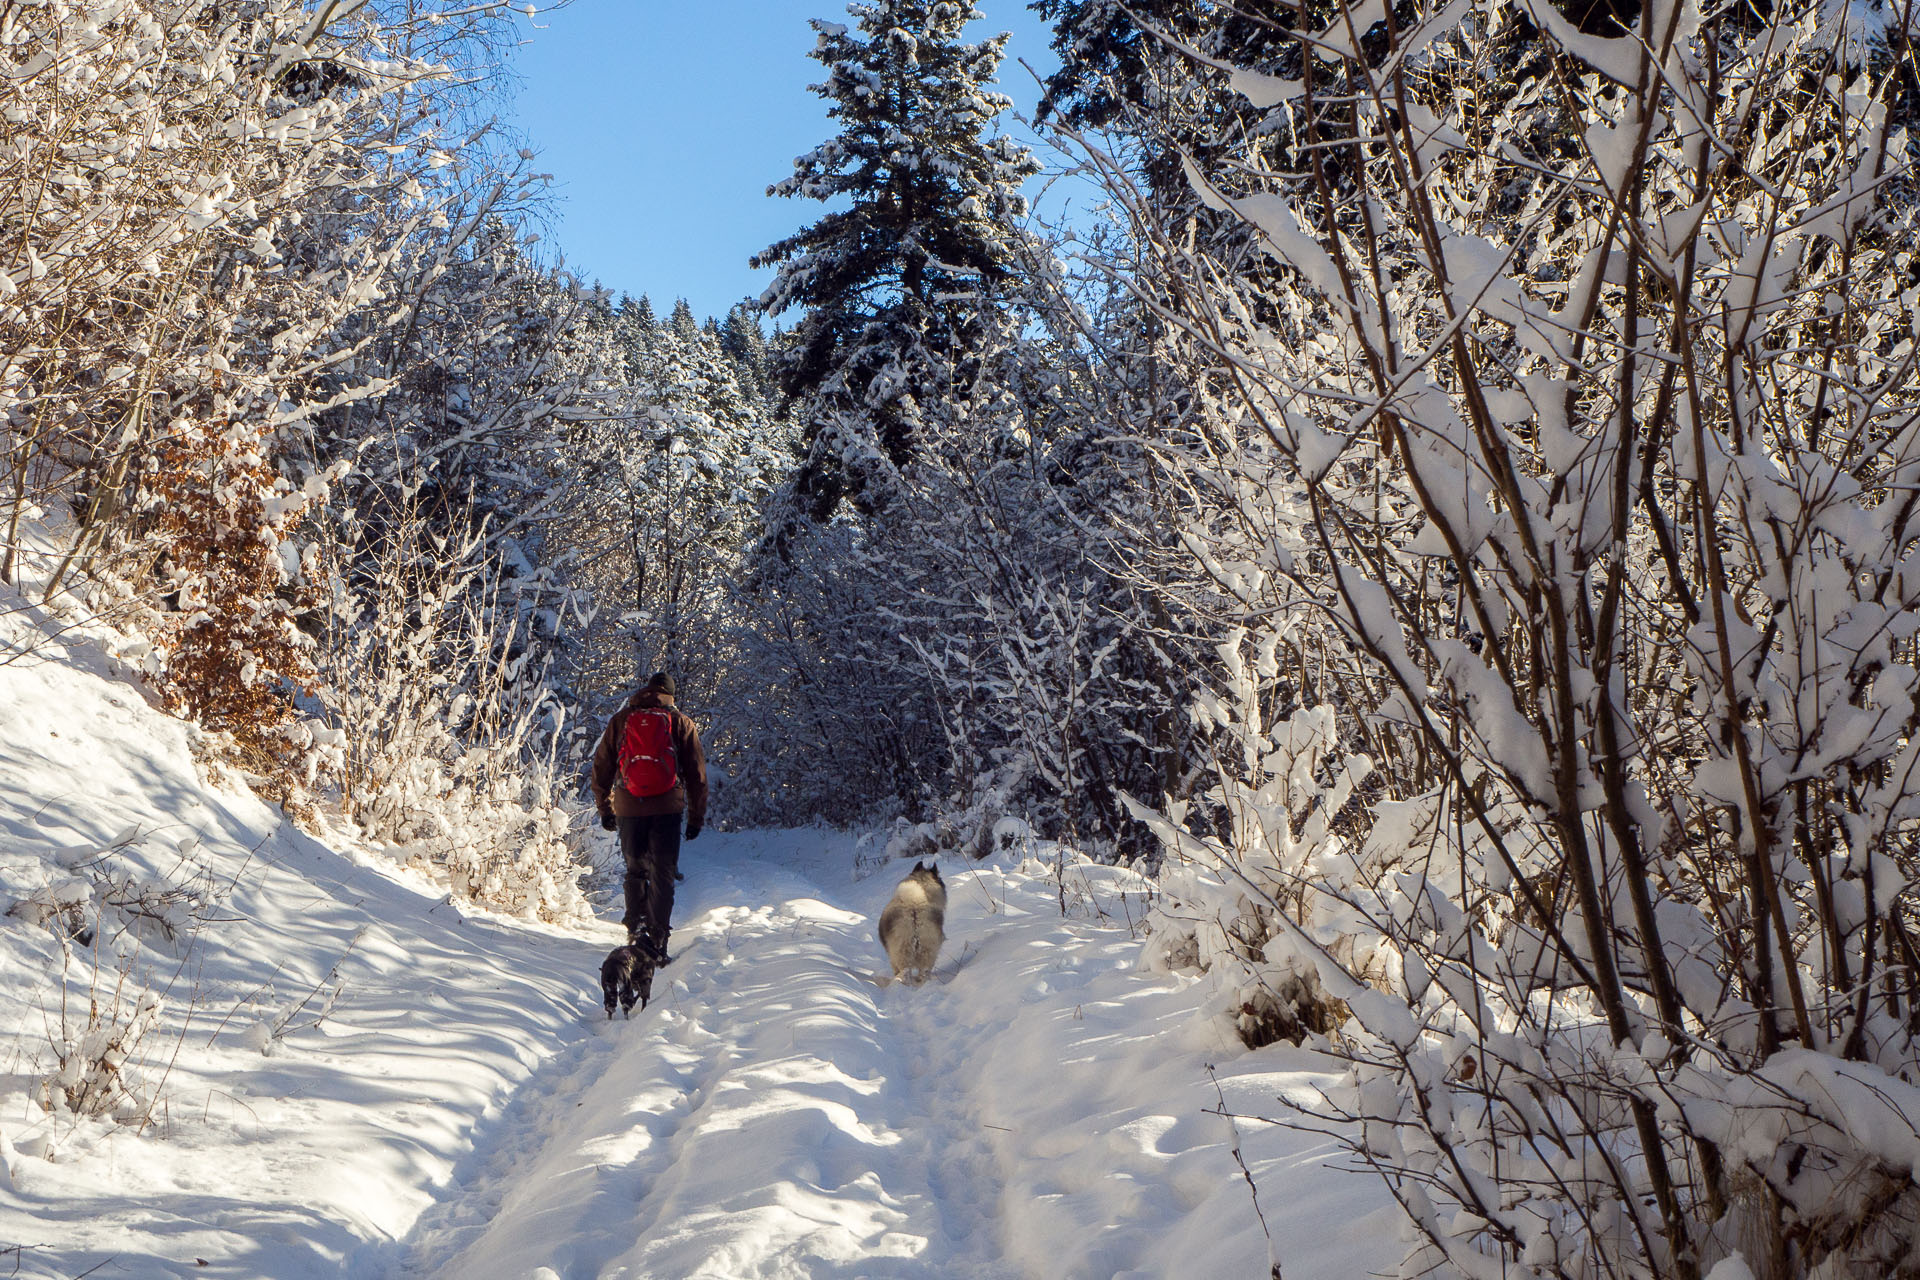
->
xmin=1032 ymin=0 xmax=1210 ymax=129
xmin=1031 ymin=0 xmax=1298 ymax=202
xmin=718 ymin=303 xmax=771 ymax=400
xmin=668 ymin=297 xmax=700 ymax=339
xmin=753 ymin=0 xmax=1039 ymax=516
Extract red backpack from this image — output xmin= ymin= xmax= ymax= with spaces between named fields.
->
xmin=619 ymin=708 xmax=678 ymax=798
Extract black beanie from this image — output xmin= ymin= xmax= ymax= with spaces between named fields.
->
xmin=646 ymin=672 xmax=676 ymax=695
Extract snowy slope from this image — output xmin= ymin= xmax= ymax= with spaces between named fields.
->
xmin=0 ymin=615 xmax=604 ymax=1278
xmin=0 ymin=614 xmax=1396 ymax=1279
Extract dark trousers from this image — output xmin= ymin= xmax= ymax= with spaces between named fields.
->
xmin=617 ymin=812 xmax=681 ymax=957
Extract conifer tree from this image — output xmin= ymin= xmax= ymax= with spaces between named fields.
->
xmin=1032 ymin=0 xmax=1207 ymax=131
xmin=1032 ymin=1 xmax=1300 ymax=208
xmin=669 ymin=297 xmax=700 ymax=339
xmin=607 ymin=295 xmax=653 ymax=383
xmin=720 ymin=306 xmax=760 ymax=362
xmin=753 ymin=0 xmax=1038 ymax=516
xmin=719 ymin=303 xmax=771 ymax=400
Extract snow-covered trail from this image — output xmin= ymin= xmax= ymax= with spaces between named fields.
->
xmin=383 ymin=831 xmax=1399 ymax=1280
xmin=0 ymin=608 xmax=1398 ymax=1278
xmin=392 ymin=836 xmax=1013 ymax=1279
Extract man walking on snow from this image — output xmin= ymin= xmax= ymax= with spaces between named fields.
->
xmin=591 ymin=672 xmax=708 ymax=964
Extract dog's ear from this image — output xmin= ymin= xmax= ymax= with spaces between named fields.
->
xmin=913 ymin=860 xmax=926 ymax=871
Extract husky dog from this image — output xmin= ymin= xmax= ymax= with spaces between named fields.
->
xmin=600 ymin=944 xmax=655 ymax=1018
xmin=878 ymin=861 xmax=946 ymax=985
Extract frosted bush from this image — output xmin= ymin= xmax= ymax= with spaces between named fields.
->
xmin=6 ymin=829 xmax=221 ymax=951
xmin=1119 ymin=0 xmax=1920 ymax=1274
xmin=314 ymin=495 xmax=588 ymax=924
xmin=1130 ymin=641 xmax=1377 ymax=1048
xmin=36 ymin=947 xmax=165 ymax=1124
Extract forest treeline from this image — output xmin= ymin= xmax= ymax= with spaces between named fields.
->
xmin=8 ymin=1 xmax=1920 ymax=1276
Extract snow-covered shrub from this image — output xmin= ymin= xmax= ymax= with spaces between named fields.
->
xmin=3 ymin=827 xmax=235 ymax=1127
xmin=6 ymin=828 xmax=224 ymax=952
xmin=1128 ymin=639 xmax=1377 ymax=1048
xmin=36 ymin=945 xmax=166 ymax=1124
xmin=411 ymin=750 xmax=584 ymax=923
xmin=313 ymin=489 xmax=588 ymax=923
xmin=240 ymin=938 xmax=355 ymax=1058
xmin=873 ymin=760 xmax=1047 ymax=864
xmin=5 ymin=875 xmax=94 ymax=945
xmin=1119 ymin=1 xmax=1920 ymax=1276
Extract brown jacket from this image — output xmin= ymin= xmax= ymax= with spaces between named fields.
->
xmin=591 ymin=689 xmax=709 ymax=825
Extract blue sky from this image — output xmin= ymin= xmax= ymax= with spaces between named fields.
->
xmin=506 ymin=2 xmax=1063 ymax=324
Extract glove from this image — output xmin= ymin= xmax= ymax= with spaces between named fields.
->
xmin=600 ymin=812 xmax=616 ymax=832
xmin=685 ymin=821 xmax=702 ymax=841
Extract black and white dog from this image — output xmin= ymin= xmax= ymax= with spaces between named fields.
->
xmin=600 ymin=944 xmax=656 ymax=1018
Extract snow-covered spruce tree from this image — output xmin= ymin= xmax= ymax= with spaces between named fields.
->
xmin=719 ymin=302 xmax=773 ymax=402
xmin=1032 ymin=0 xmax=1300 ymax=205
xmin=622 ymin=292 xmax=657 ymax=333
xmin=1120 ymin=2 xmax=1920 ymax=1277
xmin=752 ymin=0 xmax=1039 ymax=518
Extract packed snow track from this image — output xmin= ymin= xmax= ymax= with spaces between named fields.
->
xmin=384 ymin=831 xmax=1397 ymax=1280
